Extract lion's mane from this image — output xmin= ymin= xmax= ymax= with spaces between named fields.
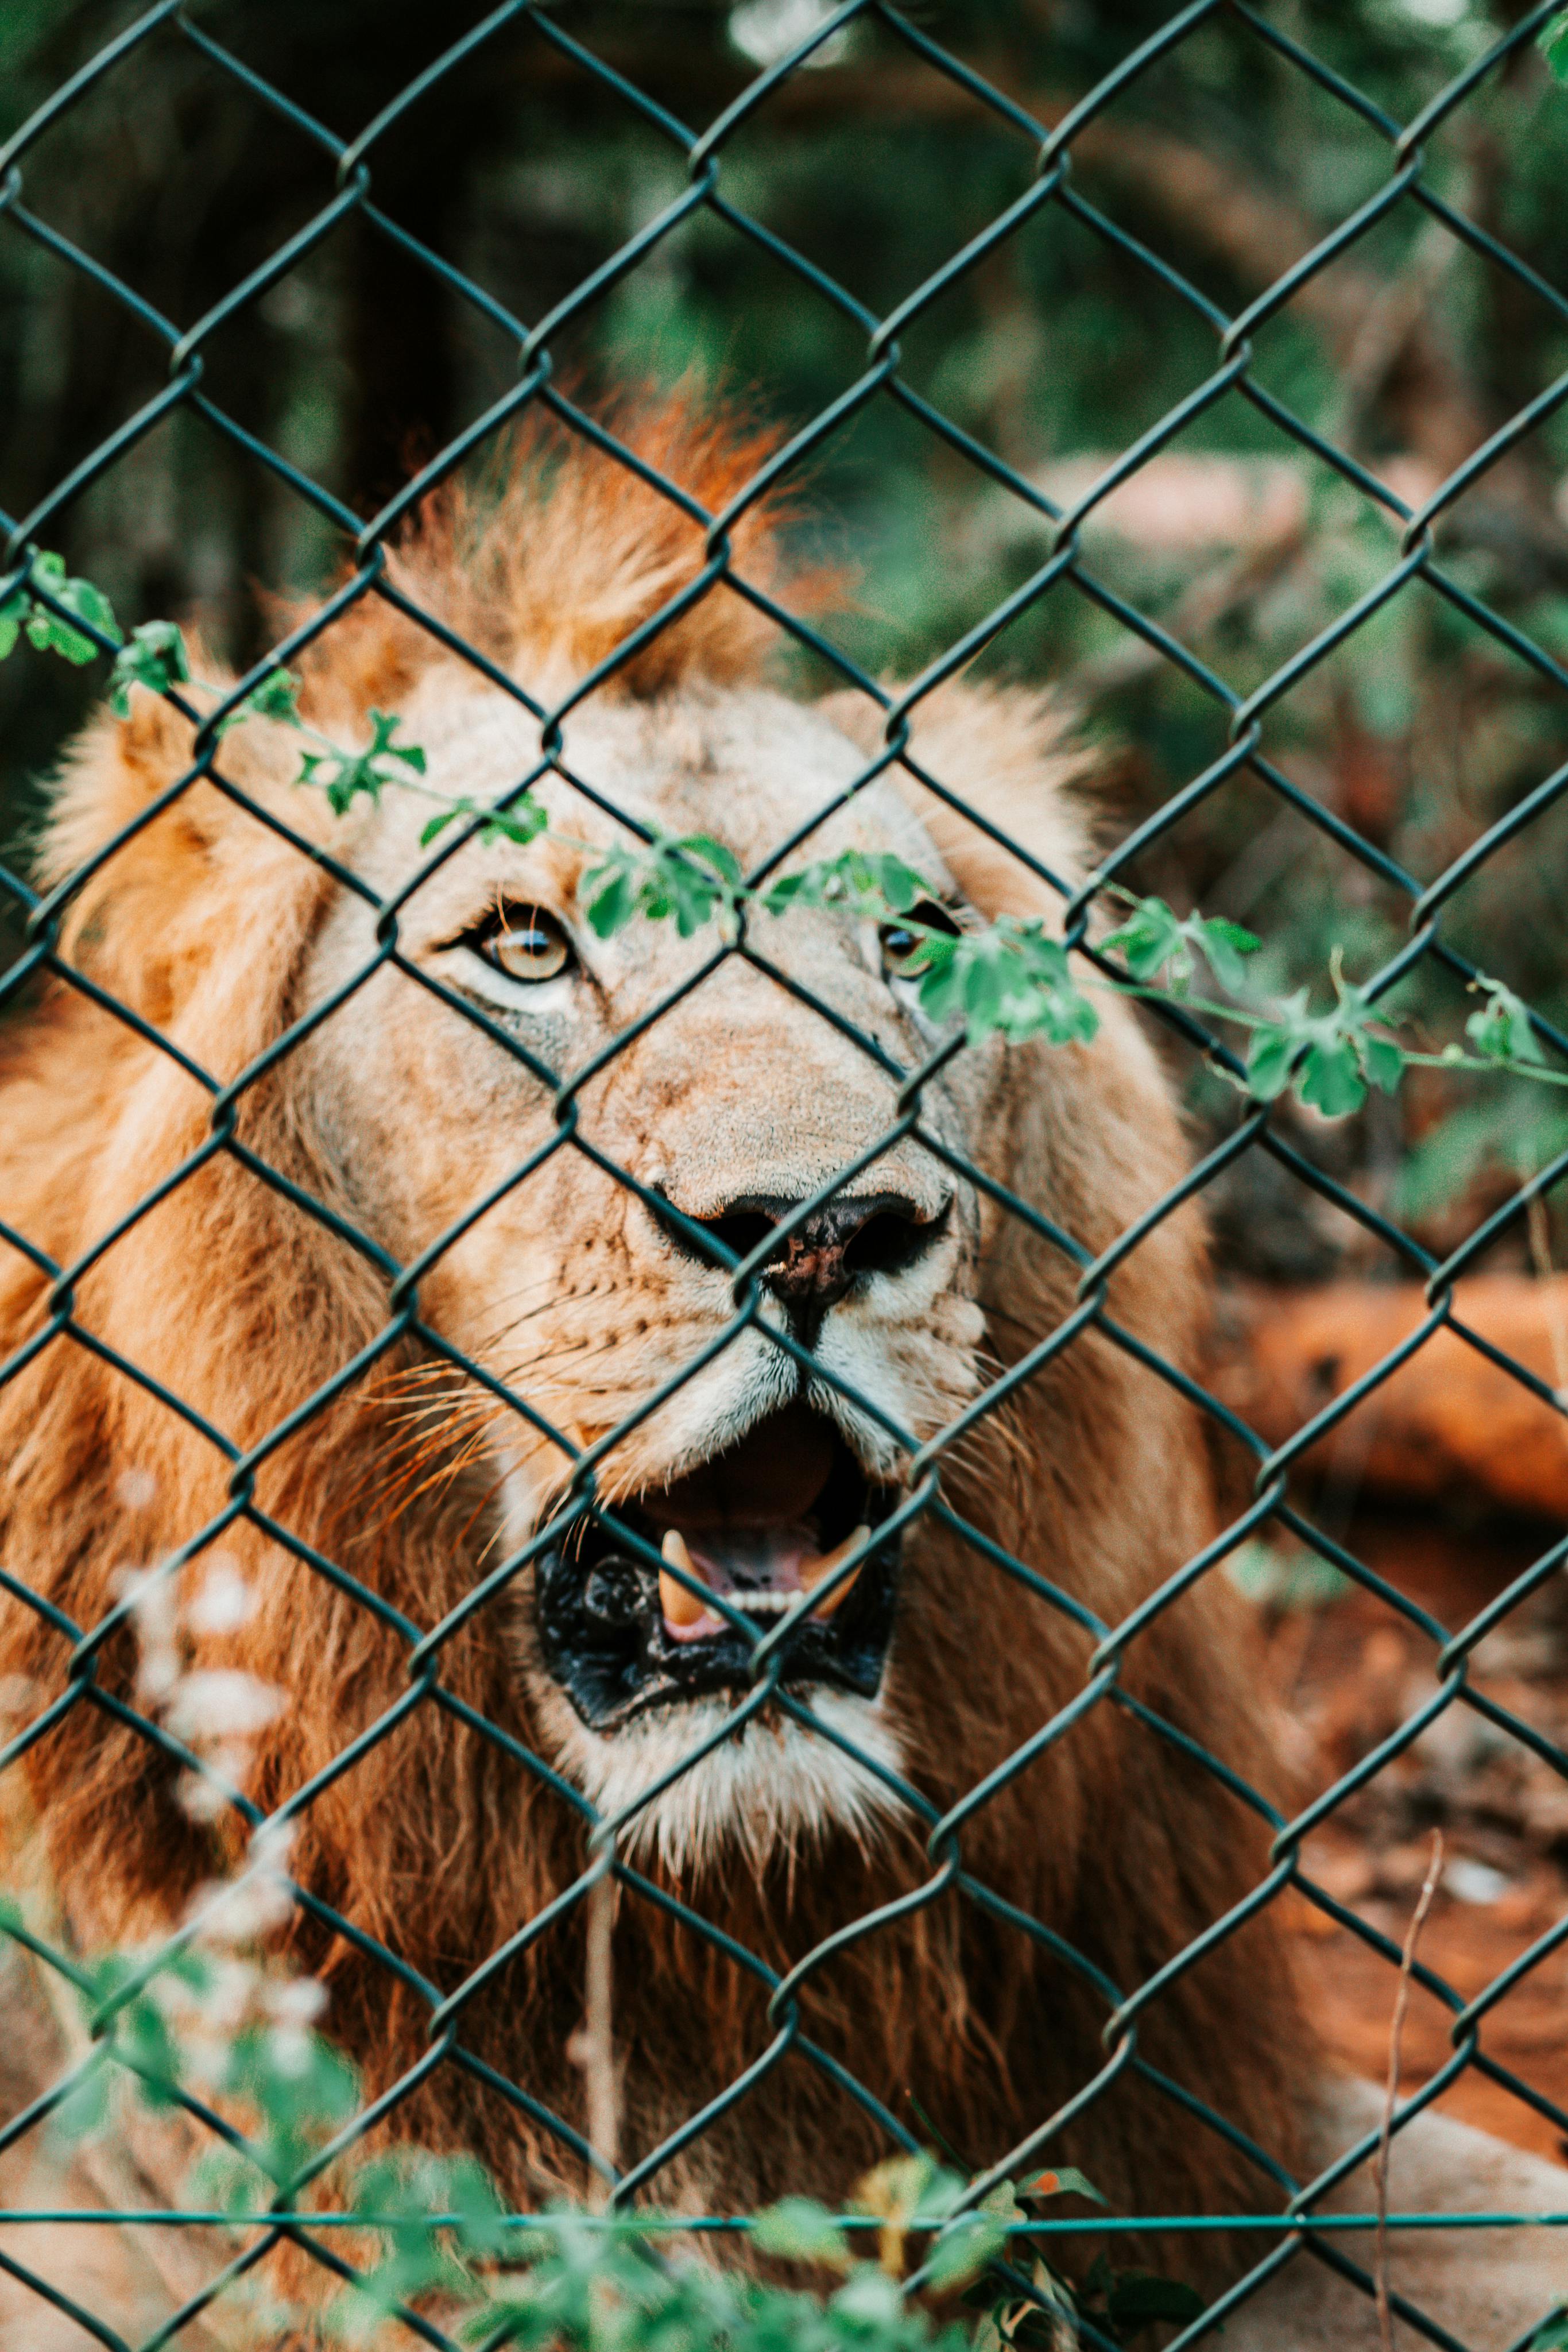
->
xmin=0 ymin=401 xmax=1307 ymax=2267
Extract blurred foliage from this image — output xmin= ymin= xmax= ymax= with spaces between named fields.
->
xmin=3 ymin=1866 xmax=1190 ymax=2347
xmin=5 ymin=0 xmax=1568 ymax=1272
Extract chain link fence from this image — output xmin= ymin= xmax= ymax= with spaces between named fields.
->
xmin=2 ymin=2 xmax=1568 ymax=2347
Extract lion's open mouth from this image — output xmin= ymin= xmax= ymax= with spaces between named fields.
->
xmin=535 ymin=1402 xmax=901 ymax=1732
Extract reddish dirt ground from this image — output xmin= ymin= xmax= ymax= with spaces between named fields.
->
xmin=1263 ymin=1511 xmax=1568 ymax=2163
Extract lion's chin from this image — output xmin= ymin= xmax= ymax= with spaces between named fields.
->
xmin=533 ymin=1403 xmax=903 ymax=1736
xmin=537 ymin=1686 xmax=910 ymax=1876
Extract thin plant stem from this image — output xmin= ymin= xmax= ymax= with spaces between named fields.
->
xmin=1375 ymin=1831 xmax=1443 ymax=2352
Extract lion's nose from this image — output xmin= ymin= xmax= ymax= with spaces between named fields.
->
xmin=761 ymin=1195 xmax=948 ymax=1312
xmin=668 ymin=1191 xmax=951 ymax=1325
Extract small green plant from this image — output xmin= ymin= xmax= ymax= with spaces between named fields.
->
xmin=2 ymin=560 xmax=525 ymax=846
xmin=0 ymin=550 xmax=119 ymax=666
xmin=107 ymin=617 xmax=193 ymax=711
xmin=1243 ymin=962 xmax=1404 ymax=1122
xmin=1098 ymin=897 xmax=1259 ymax=996
xmin=6 ymin=1847 xmax=1207 ymax=2348
xmin=0 ymin=1538 xmax=1198 ymax=2350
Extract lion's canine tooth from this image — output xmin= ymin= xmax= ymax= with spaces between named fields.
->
xmin=659 ymin=1529 xmax=709 ymax=1628
xmin=802 ymin=1525 xmax=870 ymax=1619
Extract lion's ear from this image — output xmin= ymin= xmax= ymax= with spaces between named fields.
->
xmin=41 ymin=688 xmax=331 ymax=1048
xmin=818 ymin=678 xmax=1097 ymax=923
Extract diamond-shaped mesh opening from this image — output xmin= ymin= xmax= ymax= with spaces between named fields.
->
xmin=3 ymin=3 xmax=1568 ymax=2347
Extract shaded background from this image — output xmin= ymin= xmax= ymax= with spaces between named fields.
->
xmin=5 ymin=0 xmax=1568 ymax=2146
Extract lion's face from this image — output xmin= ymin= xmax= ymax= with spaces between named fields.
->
xmin=297 ymin=676 xmax=1005 ymax=1861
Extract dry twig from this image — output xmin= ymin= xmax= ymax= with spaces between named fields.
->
xmin=568 ymin=1864 xmax=621 ymax=2204
xmin=1375 ymin=1830 xmax=1444 ymax=2352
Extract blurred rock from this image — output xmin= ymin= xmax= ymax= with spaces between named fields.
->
xmin=1217 ymin=1274 xmax=1568 ymax=1519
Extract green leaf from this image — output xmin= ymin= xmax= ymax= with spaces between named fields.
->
xmin=51 ymin=2056 xmax=111 ymax=2144
xmin=1397 ymin=1095 xmax=1568 ymax=1222
xmin=291 ymin=710 xmax=428 ymax=819
xmin=119 ymin=2020 xmax=184 ymax=2109
xmin=872 ymin=853 xmax=928 ymax=914
xmin=417 ymin=796 xmax=547 ymax=851
xmin=189 ymin=2144 xmax=272 ymax=2221
xmin=1541 ymin=11 xmax=1568 ymax=80
xmin=337 ymin=2152 xmax=505 ymax=2323
xmin=917 ymin=921 xmax=1097 ymax=1048
xmin=108 ymin=620 xmax=191 ymax=715
xmin=1021 ymin=2167 xmax=1108 ymax=2208
xmin=1102 ymin=896 xmax=1185 ymax=984
xmin=1102 ymin=898 xmax=1257 ymax=997
xmin=54 ymin=577 xmax=119 ymax=658
xmin=829 ymin=2266 xmax=905 ymax=2327
xmin=760 ymin=849 xmax=934 ymax=920
xmin=580 ymin=834 xmax=737 ymax=941
xmin=584 ymin=862 xmax=638 ymax=937
xmin=234 ymin=668 xmax=303 ymax=730
xmin=1466 ymin=975 xmax=1545 ymax=1066
xmin=760 ymin=869 xmax=812 ymax=914
xmin=1225 ymin=1539 xmax=1348 ymax=1611
xmin=1243 ymin=974 xmax=1408 ymax=1122
xmin=438 ymin=2154 xmax=510 ymax=2262
xmin=1245 ymin=1020 xmax=1300 ymax=1102
xmin=1528 ymin=2307 xmax=1568 ymax=2352
xmin=1362 ymin=1034 xmax=1404 ymax=1094
xmin=753 ymin=2197 xmax=853 ymax=2269
xmin=0 ymin=606 xmax=21 ymax=662
xmin=1299 ymin=1039 xmax=1367 ymax=1120
xmin=681 ymin=834 xmax=743 ymax=888
xmin=909 ymin=2168 xmax=968 ymax=2224
xmin=367 ymin=707 xmax=426 ymax=776
xmin=923 ymin=2214 xmax=1008 ymax=2289
xmin=668 ymin=862 xmax=725 ymax=937
xmin=1197 ymin=915 xmax=1260 ymax=993
xmin=23 ymin=553 xmax=120 ymax=665
xmin=225 ymin=2020 xmax=359 ymax=2183
xmin=978 ymin=2184 xmax=1026 ymax=2229
xmin=481 ymin=801 xmax=548 ymax=848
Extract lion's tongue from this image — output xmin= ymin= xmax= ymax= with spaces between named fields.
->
xmin=658 ymin=1525 xmax=866 ymax=1641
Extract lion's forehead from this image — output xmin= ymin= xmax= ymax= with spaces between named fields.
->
xmin=386 ymin=678 xmax=947 ymax=879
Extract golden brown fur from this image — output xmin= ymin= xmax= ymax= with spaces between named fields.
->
xmin=0 ymin=401 xmax=1308 ymax=2288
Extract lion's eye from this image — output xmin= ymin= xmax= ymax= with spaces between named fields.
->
xmin=879 ymin=900 xmax=961 ymax=982
xmin=474 ymin=905 xmax=573 ymax=984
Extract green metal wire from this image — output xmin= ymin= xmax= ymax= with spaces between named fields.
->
xmin=2 ymin=5 xmax=1568 ymax=2350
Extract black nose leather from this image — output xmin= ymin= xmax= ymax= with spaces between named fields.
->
xmin=764 ymin=1196 xmax=928 ymax=1310
xmin=663 ymin=1190 xmax=951 ymax=1332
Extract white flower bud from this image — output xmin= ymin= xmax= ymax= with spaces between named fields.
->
xmin=263 ymin=1976 xmax=327 ymax=2028
xmin=267 ymin=2024 xmax=316 ymax=2078
xmin=187 ymin=1558 xmax=255 ymax=1637
xmin=0 ymin=1672 xmax=38 ymax=1718
xmin=165 ymin=1670 xmax=285 ymax=1744
xmin=115 ymin=1468 xmax=158 ymax=1513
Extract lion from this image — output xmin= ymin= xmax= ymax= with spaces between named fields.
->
xmin=0 ymin=401 xmax=1562 ymax=2349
